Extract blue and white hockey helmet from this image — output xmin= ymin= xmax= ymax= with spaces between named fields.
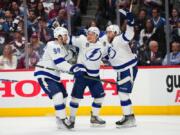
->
xmin=87 ymin=27 xmax=100 ymax=38
xmin=106 ymin=25 xmax=120 ymax=35
xmin=53 ymin=26 xmax=68 ymax=39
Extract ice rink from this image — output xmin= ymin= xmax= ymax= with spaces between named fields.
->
xmin=0 ymin=116 xmax=180 ymax=135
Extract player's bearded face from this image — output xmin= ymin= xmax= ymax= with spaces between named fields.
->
xmin=107 ymin=31 xmax=115 ymax=42
xmin=87 ymin=32 xmax=97 ymax=43
xmin=62 ymin=34 xmax=68 ymax=45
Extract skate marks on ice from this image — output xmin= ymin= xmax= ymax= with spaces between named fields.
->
xmin=0 ymin=116 xmax=180 ymax=135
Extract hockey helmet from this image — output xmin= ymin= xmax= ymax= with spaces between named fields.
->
xmin=106 ymin=25 xmax=120 ymax=35
xmin=53 ymin=26 xmax=68 ymax=39
xmin=87 ymin=27 xmax=100 ymax=38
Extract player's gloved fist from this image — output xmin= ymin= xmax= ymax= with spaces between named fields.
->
xmin=126 ymin=12 xmax=134 ymax=26
xmin=70 ymin=64 xmax=86 ymax=78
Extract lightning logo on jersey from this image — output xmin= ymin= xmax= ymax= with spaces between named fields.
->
xmin=108 ymin=47 xmax=116 ymax=59
xmin=85 ymin=48 xmax=102 ymax=61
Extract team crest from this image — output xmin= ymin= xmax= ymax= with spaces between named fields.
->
xmin=85 ymin=48 xmax=102 ymax=61
xmin=108 ymin=47 xmax=116 ymax=59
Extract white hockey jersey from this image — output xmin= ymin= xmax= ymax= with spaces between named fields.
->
xmin=71 ymin=35 xmax=108 ymax=77
xmin=99 ymin=34 xmax=110 ymax=46
xmin=107 ymin=25 xmax=137 ymax=72
xmin=34 ymin=40 xmax=73 ymax=81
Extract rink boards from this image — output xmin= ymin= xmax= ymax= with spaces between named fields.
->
xmin=0 ymin=66 xmax=180 ymax=116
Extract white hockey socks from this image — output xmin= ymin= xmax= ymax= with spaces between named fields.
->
xmin=92 ymin=98 xmax=104 ymax=116
xmin=52 ymin=92 xmax=66 ymax=119
xmin=118 ymin=92 xmax=133 ymax=115
xmin=63 ymin=97 xmax=67 ymax=105
xmin=69 ymin=98 xmax=81 ymax=118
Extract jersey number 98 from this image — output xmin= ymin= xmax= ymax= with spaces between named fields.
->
xmin=53 ymin=48 xmax=61 ymax=54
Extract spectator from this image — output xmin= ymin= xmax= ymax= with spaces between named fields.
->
xmin=38 ymin=18 xmax=52 ymax=43
xmin=171 ymin=21 xmax=180 ymax=42
xmin=30 ymin=32 xmax=45 ymax=57
xmin=65 ymin=0 xmax=77 ymax=16
xmin=135 ymin=9 xmax=147 ymax=31
xmin=0 ymin=22 xmax=8 ymax=55
xmin=3 ymin=10 xmax=14 ymax=32
xmin=133 ymin=24 xmax=141 ymax=42
xmin=169 ymin=8 xmax=180 ymax=29
xmin=151 ymin=7 xmax=165 ymax=29
xmin=27 ymin=0 xmax=38 ymax=11
xmin=35 ymin=2 xmax=48 ymax=20
xmin=10 ymin=31 xmax=25 ymax=60
xmin=53 ymin=9 xmax=67 ymax=28
xmin=140 ymin=40 xmax=163 ymax=65
xmin=17 ymin=45 xmax=40 ymax=69
xmin=48 ymin=1 xmax=60 ymax=19
xmin=162 ymin=41 xmax=180 ymax=65
xmin=130 ymin=24 xmax=141 ymax=57
xmin=139 ymin=19 xmax=156 ymax=46
xmin=16 ymin=19 xmax=24 ymax=34
xmin=27 ymin=9 xmax=38 ymax=37
xmin=10 ymin=1 xmax=23 ymax=18
xmin=144 ymin=0 xmax=163 ymax=16
xmin=0 ymin=44 xmax=17 ymax=69
xmin=150 ymin=8 xmax=166 ymax=56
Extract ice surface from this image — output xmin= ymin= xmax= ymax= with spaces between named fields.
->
xmin=0 ymin=116 xmax=180 ymax=135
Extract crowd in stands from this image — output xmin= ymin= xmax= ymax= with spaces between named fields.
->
xmin=0 ymin=0 xmax=179 ymax=70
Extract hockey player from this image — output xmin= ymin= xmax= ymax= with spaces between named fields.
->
xmin=68 ymin=26 xmax=108 ymax=128
xmin=105 ymin=11 xmax=138 ymax=128
xmin=100 ymin=24 xmax=120 ymax=45
xmin=34 ymin=27 xmax=86 ymax=129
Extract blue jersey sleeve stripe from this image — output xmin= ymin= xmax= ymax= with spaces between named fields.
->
xmin=75 ymin=64 xmax=85 ymax=68
xmin=54 ymin=57 xmax=65 ymax=65
xmin=70 ymin=64 xmax=85 ymax=72
xmin=34 ymin=71 xmax=60 ymax=81
xmin=122 ymin=33 xmax=130 ymax=42
xmin=86 ymin=68 xmax=99 ymax=74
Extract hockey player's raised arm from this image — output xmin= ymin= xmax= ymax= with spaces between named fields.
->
xmin=123 ymin=25 xmax=134 ymax=41
xmin=69 ymin=35 xmax=86 ymax=48
xmin=122 ymin=12 xmax=135 ymax=42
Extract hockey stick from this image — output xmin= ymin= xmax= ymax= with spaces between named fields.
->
xmin=119 ymin=0 xmax=134 ymax=16
xmin=0 ymin=79 xmax=18 ymax=82
xmin=35 ymin=65 xmax=117 ymax=85
xmin=129 ymin=0 xmax=134 ymax=12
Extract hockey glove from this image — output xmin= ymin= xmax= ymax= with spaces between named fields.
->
xmin=126 ymin=12 xmax=134 ymax=26
xmin=70 ymin=64 xmax=86 ymax=78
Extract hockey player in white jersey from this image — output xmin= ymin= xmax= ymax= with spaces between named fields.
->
xmin=100 ymin=24 xmax=120 ymax=45
xmin=34 ymin=27 xmax=86 ymax=129
xmin=105 ymin=11 xmax=138 ymax=128
xmin=99 ymin=24 xmax=120 ymax=64
xmin=68 ymin=26 xmax=108 ymax=128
